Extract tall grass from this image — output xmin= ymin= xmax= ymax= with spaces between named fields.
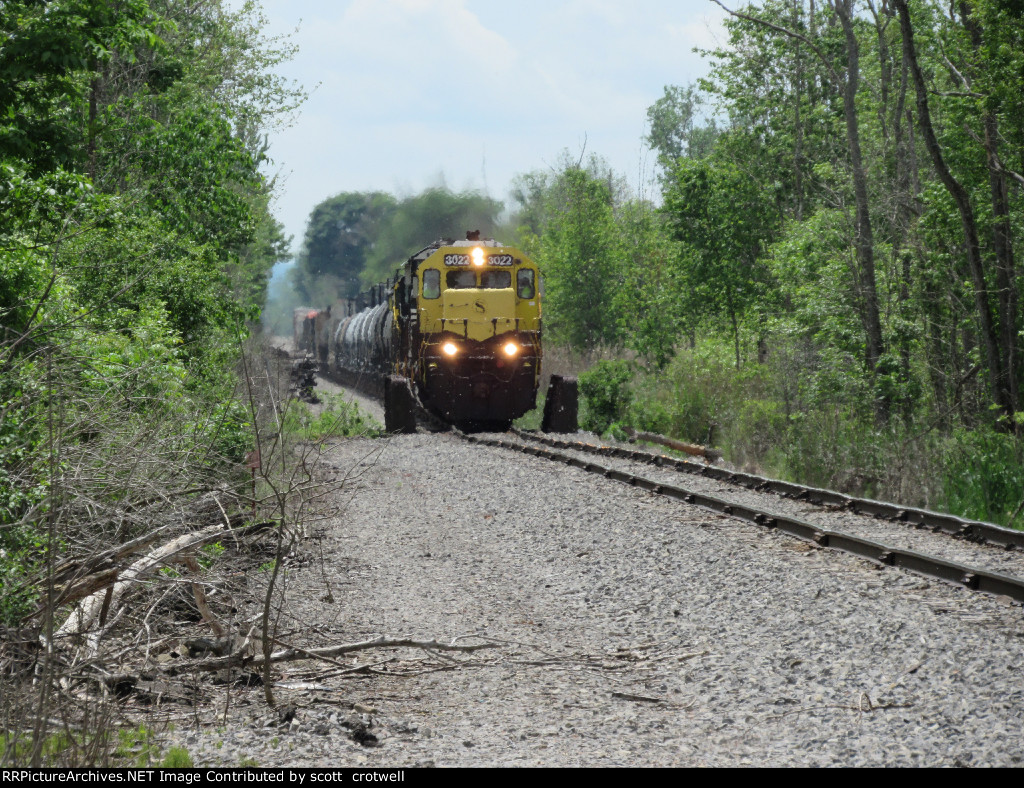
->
xmin=568 ymin=338 xmax=1024 ymax=528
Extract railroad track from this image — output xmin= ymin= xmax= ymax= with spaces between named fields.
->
xmin=508 ymin=428 xmax=1024 ymax=550
xmin=460 ymin=428 xmax=1024 ymax=605
xmin=313 ymin=369 xmax=1024 ymax=607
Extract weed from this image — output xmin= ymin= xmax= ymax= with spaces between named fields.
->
xmin=114 ymin=726 xmax=162 ymax=767
xmin=199 ymin=541 xmax=225 ymax=569
xmin=575 ymin=336 xmax=1024 ymax=528
xmin=941 ymin=429 xmax=1024 ymax=527
xmin=2 ymin=732 xmax=74 ymax=765
xmin=160 ymin=747 xmax=194 ymax=768
xmin=281 ymin=393 xmax=381 ymax=443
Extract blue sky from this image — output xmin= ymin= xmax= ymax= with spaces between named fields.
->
xmin=250 ymin=0 xmax=728 ymax=250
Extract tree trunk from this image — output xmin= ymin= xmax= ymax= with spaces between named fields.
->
xmin=959 ymin=4 xmax=1019 ymax=416
xmin=792 ymin=0 xmax=805 ymax=222
xmin=894 ymin=0 xmax=1010 ymax=418
xmin=88 ymin=72 xmax=98 ymax=182
xmin=835 ymin=0 xmax=885 ymax=379
xmin=727 ymin=287 xmax=740 ymax=370
xmin=982 ymin=114 xmax=1020 ymax=416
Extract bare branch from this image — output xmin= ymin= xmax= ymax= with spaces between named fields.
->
xmin=164 ymin=635 xmax=502 ymax=675
xmin=184 ymin=555 xmax=226 ymax=638
xmin=962 ymin=125 xmax=1024 ymax=188
xmin=938 ymin=39 xmax=970 ymax=89
xmin=709 ymin=0 xmax=841 ymax=84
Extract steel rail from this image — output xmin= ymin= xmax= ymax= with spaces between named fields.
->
xmin=466 ymin=433 xmax=1024 ymax=604
xmin=313 ymin=371 xmax=1023 ymax=599
xmin=510 ymin=429 xmax=1024 ymax=551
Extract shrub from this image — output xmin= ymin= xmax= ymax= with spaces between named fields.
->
xmin=942 ymin=428 xmax=1024 ymax=527
xmin=728 ymin=398 xmax=787 ymax=471
xmin=196 ymin=400 xmax=253 ymax=467
xmin=629 ymin=342 xmax=745 ymax=446
xmin=578 ymin=359 xmax=634 ymax=434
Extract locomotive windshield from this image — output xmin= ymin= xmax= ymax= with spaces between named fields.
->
xmin=446 ymin=270 xmax=476 ymax=289
xmin=481 ymin=271 xmax=512 ymax=289
xmin=445 ymin=270 xmax=513 ymax=289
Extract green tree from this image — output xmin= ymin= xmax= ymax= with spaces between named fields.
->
xmin=0 ymin=0 xmax=161 ymax=173
xmin=0 ymin=0 xmax=304 ymax=631
xmin=645 ymin=83 xmax=719 ymax=167
xmin=537 ymin=165 xmax=625 ymax=348
xmin=614 ymin=200 xmax=688 ymax=369
xmin=297 ymin=192 xmax=396 ymax=300
xmin=708 ymin=0 xmax=886 ymax=378
xmin=662 ymin=155 xmax=778 ymax=368
xmin=359 ymin=188 xmax=503 ymax=286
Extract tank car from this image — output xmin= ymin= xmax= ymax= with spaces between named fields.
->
xmin=333 ymin=234 xmax=543 ymax=429
xmin=292 ymin=305 xmax=333 ymax=363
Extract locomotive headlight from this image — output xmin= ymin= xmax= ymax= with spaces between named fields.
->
xmin=502 ymin=342 xmax=519 ymax=357
xmin=471 ymin=247 xmax=485 ymax=267
xmin=442 ymin=342 xmax=459 ymax=357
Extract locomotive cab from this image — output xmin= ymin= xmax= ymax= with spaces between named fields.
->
xmin=409 ymin=239 xmax=542 ymax=427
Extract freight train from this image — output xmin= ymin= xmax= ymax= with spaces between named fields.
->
xmin=296 ymin=232 xmax=575 ymax=432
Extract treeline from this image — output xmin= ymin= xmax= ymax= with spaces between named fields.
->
xmin=534 ymin=0 xmax=1024 ymax=525
xmin=0 ymin=0 xmax=301 ymax=620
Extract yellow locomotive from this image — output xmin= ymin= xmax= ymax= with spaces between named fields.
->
xmin=333 ymin=232 xmax=543 ymax=430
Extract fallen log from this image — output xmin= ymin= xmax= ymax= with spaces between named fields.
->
xmin=624 ymin=427 xmax=722 ymax=463
xmin=26 ymin=490 xmax=245 ymax=621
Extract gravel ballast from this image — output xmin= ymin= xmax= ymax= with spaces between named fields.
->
xmin=163 ymin=430 xmax=1024 ymax=767
xmin=501 ymin=431 xmax=1024 ymax=581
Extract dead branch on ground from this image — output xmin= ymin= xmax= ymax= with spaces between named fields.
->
xmin=160 ymin=635 xmax=501 ymax=676
xmin=49 ymin=520 xmax=269 ymax=645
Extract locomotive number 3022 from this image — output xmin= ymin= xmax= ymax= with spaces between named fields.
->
xmin=443 ymin=253 xmax=515 ymax=267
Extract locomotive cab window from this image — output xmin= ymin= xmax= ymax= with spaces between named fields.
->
xmin=446 ymin=270 xmax=476 ymax=289
xmin=422 ymin=269 xmax=440 ymax=299
xmin=517 ymin=269 xmax=535 ymax=299
xmin=481 ymin=270 xmax=512 ymax=289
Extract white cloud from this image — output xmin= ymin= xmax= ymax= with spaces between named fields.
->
xmin=297 ymin=0 xmax=521 ymax=120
